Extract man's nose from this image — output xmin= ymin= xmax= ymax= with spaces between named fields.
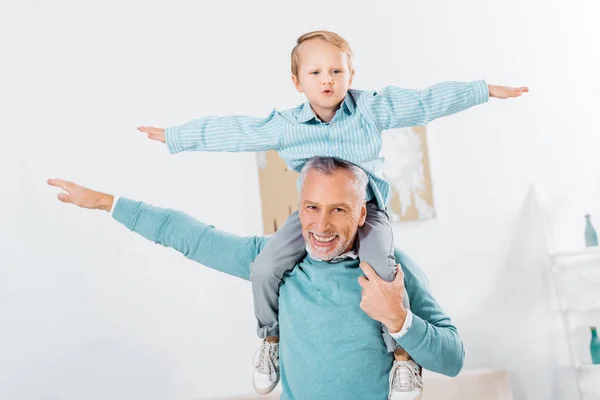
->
xmin=314 ymin=212 xmax=332 ymax=232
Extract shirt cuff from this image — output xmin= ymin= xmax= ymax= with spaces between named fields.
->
xmin=472 ymin=79 xmax=489 ymax=105
xmin=388 ymin=310 xmax=413 ymax=339
xmin=110 ymin=195 xmax=120 ymax=215
xmin=165 ymin=126 xmax=182 ymax=154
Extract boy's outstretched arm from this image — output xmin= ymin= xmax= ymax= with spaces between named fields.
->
xmin=368 ymin=80 xmax=528 ymax=131
xmin=138 ymin=109 xmax=283 ymax=155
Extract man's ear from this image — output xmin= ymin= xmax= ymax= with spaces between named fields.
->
xmin=292 ymin=75 xmax=303 ymax=93
xmin=357 ymin=202 xmax=367 ymax=227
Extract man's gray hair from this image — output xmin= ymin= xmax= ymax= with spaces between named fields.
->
xmin=299 ymin=156 xmax=369 ymax=201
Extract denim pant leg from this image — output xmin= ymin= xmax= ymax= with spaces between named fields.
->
xmin=357 ymin=202 xmax=411 ymax=352
xmin=251 ymin=210 xmax=305 ymax=338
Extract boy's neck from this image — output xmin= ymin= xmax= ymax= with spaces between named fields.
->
xmin=310 ymin=102 xmax=342 ymax=123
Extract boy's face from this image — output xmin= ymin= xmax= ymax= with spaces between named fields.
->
xmin=292 ymin=39 xmax=354 ymax=117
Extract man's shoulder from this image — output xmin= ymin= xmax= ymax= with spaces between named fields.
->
xmin=393 ymin=249 xmax=431 ymax=290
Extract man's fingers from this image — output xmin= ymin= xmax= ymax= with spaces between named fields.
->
xmin=509 ymin=86 xmax=528 ymax=97
xmin=359 ymin=261 xmax=380 ymax=282
xmin=47 ymin=178 xmax=72 ymax=193
xmin=358 ymin=275 xmax=368 ymax=288
xmin=57 ymin=193 xmax=72 ymax=203
xmin=393 ymin=264 xmax=405 ymax=287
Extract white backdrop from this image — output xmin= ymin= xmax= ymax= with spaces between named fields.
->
xmin=2 ymin=1 xmax=600 ymax=399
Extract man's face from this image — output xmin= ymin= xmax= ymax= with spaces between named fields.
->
xmin=299 ymin=169 xmax=367 ymax=261
xmin=291 ymin=39 xmax=354 ymax=119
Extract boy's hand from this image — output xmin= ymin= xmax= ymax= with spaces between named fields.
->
xmin=488 ymin=85 xmax=529 ymax=99
xmin=47 ymin=179 xmax=114 ymax=212
xmin=137 ymin=126 xmax=166 ymax=143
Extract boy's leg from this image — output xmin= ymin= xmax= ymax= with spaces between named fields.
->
xmin=357 ymin=202 xmax=411 ymax=351
xmin=251 ymin=210 xmax=305 ymax=338
xmin=251 ymin=211 xmax=305 ymax=394
xmin=357 ymin=202 xmax=423 ymax=400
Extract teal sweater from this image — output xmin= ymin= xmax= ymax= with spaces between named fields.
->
xmin=113 ymin=198 xmax=465 ymax=400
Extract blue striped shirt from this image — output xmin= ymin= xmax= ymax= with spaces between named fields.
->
xmin=165 ymin=80 xmax=489 ymax=208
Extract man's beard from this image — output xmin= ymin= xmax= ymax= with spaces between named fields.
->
xmin=303 ymin=231 xmax=350 ymax=261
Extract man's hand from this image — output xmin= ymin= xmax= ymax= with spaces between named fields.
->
xmin=47 ymin=179 xmax=114 ymax=212
xmin=137 ymin=126 xmax=166 ymax=143
xmin=488 ymin=84 xmax=529 ymax=99
xmin=358 ymin=261 xmax=407 ymax=333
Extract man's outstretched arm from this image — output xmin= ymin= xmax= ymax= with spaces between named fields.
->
xmin=47 ymin=179 xmax=265 ymax=280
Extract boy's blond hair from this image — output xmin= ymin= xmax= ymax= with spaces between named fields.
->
xmin=291 ymin=30 xmax=354 ymax=76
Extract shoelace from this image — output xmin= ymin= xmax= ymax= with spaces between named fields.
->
xmin=389 ymin=361 xmax=423 ymax=398
xmin=254 ymin=342 xmax=278 ymax=375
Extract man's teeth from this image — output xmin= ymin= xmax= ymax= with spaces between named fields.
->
xmin=313 ymin=234 xmax=336 ymax=243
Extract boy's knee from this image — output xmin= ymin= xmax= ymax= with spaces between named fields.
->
xmin=250 ymin=260 xmax=278 ymax=283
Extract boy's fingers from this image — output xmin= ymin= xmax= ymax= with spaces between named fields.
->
xmin=138 ymin=126 xmax=163 ymax=134
xmin=137 ymin=126 xmax=153 ymax=133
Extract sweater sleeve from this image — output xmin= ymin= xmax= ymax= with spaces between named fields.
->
xmin=393 ymin=250 xmax=465 ymax=377
xmin=112 ymin=197 xmax=268 ymax=281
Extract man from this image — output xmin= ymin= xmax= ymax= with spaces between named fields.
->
xmin=47 ymin=156 xmax=464 ymax=400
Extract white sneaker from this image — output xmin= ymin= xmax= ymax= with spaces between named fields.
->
xmin=253 ymin=340 xmax=280 ymax=395
xmin=388 ymin=360 xmax=423 ymax=400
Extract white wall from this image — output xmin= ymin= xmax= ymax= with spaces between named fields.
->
xmin=2 ymin=1 xmax=599 ymax=399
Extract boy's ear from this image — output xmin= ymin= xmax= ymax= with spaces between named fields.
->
xmin=349 ymin=70 xmax=355 ymax=87
xmin=292 ymin=75 xmax=303 ymax=93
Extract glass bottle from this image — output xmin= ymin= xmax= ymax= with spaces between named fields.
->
xmin=585 ymin=214 xmax=598 ymax=247
xmin=591 ymin=327 xmax=600 ymax=365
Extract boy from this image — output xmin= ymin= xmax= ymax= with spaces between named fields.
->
xmin=138 ymin=31 xmax=527 ymax=399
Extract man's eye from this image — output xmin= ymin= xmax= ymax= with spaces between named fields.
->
xmin=306 ymin=205 xmax=317 ymax=210
xmin=333 ymin=208 xmax=345 ymax=213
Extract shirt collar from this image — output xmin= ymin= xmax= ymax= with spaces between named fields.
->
xmin=297 ymin=102 xmax=318 ymax=123
xmin=340 ymin=91 xmax=356 ymax=115
xmin=296 ymin=92 xmax=356 ymax=124
xmin=331 ymin=249 xmax=358 ymax=263
xmin=307 ymin=247 xmax=358 ymax=263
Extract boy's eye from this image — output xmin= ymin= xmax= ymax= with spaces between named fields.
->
xmin=333 ymin=70 xmax=342 ymax=74
xmin=310 ymin=71 xmax=320 ymax=75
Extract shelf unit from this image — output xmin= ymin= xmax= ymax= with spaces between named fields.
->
xmin=540 ymin=193 xmax=600 ymax=399
xmin=550 ymin=249 xmax=600 ymax=399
